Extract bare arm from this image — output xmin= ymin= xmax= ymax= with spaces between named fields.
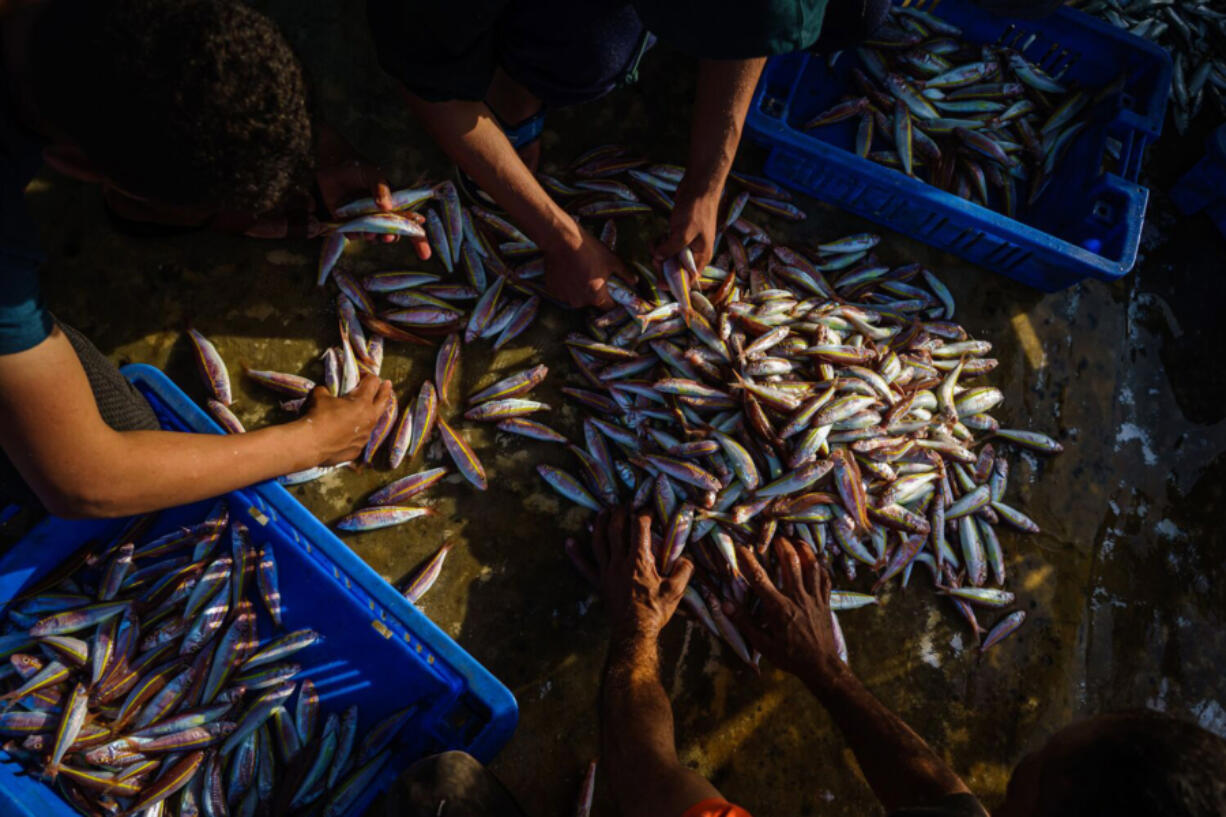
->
xmin=402 ymin=92 xmax=623 ymax=307
xmin=807 ymin=663 xmax=971 ymax=813
xmin=728 ymin=539 xmax=973 ymax=813
xmin=655 ymin=57 xmax=766 ymax=272
xmin=593 ymin=509 xmax=720 ymax=816
xmin=0 ymin=328 xmax=389 ymax=518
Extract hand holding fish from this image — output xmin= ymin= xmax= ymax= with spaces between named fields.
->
xmin=543 ymin=223 xmax=622 ymax=309
xmin=315 ymin=122 xmax=431 ymax=258
xmin=592 ymin=508 xmax=694 ymax=641
xmin=300 ymin=374 xmax=393 ymax=465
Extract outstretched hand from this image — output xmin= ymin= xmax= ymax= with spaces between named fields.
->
xmin=300 ymin=374 xmax=392 ymax=465
xmin=725 ymin=537 xmax=848 ymax=686
xmin=592 ymin=508 xmax=694 ymax=640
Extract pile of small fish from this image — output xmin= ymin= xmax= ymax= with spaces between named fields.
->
xmin=803 ymin=5 xmax=1111 ymax=215
xmin=0 ymin=502 xmax=413 ymax=816
xmin=316 ymin=179 xmax=544 ymax=352
xmin=187 ymin=138 xmax=1060 ymax=660
xmin=1070 ymin=0 xmax=1226 ymax=132
xmin=534 ymin=169 xmax=1056 ymax=661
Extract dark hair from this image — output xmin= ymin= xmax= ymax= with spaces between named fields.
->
xmin=1039 ymin=711 xmax=1226 ymax=817
xmin=31 ymin=0 xmax=312 ymax=212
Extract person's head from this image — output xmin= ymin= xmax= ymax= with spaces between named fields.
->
xmin=996 ymin=710 xmax=1226 ymax=817
xmin=29 ymin=0 xmax=312 ymax=213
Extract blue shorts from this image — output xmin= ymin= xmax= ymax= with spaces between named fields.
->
xmin=367 ymin=0 xmax=888 ymax=108
xmin=368 ymin=0 xmax=654 ymax=108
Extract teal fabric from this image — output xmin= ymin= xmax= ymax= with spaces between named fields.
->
xmin=633 ymin=0 xmax=829 ymax=58
xmin=0 ymin=49 xmax=51 ymax=356
xmin=367 ymin=0 xmax=830 ymax=104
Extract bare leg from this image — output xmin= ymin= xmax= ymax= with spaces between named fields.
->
xmin=485 ymin=68 xmax=544 ymax=172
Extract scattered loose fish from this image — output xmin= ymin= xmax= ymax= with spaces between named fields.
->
xmin=186 ymin=329 xmax=232 ymax=406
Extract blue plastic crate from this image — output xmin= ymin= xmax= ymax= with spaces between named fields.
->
xmin=1170 ymin=124 xmax=1226 ymax=240
xmin=745 ymin=0 xmax=1172 ymax=291
xmin=0 ymin=363 xmax=517 ymax=817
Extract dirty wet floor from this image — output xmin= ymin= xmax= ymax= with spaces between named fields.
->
xmin=16 ymin=4 xmax=1226 ymax=815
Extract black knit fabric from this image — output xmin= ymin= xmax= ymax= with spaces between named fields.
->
xmin=0 ymin=321 xmax=158 ymax=507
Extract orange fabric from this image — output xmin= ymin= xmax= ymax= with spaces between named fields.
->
xmin=680 ymin=798 xmax=754 ymax=817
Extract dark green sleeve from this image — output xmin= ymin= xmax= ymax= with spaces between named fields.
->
xmin=366 ymin=0 xmax=511 ymax=102
xmin=632 ymin=0 xmax=829 ymax=58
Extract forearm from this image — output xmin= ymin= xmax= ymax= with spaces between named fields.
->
xmin=46 ymin=423 xmax=320 ymax=518
xmin=681 ymin=58 xmax=766 ymax=198
xmin=0 ymin=329 xmax=324 ymax=518
xmin=315 ymin=119 xmax=358 ymax=168
xmin=403 ymin=93 xmax=579 ymax=251
xmin=805 ymin=666 xmax=971 ymax=812
xmin=600 ymin=631 xmax=718 ymax=815
xmin=602 ymin=633 xmax=677 ymax=767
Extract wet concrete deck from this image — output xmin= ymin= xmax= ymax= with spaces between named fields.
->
xmin=19 ymin=6 xmax=1226 ymax=815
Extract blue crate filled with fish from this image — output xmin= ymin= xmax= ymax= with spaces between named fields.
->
xmin=745 ymin=0 xmax=1172 ymax=290
xmin=0 ymin=364 xmax=517 ymax=817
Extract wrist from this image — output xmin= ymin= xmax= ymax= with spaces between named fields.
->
xmin=607 ymin=625 xmax=660 ymax=682
xmin=677 ymin=170 xmax=726 ymax=203
xmin=282 ymin=417 xmax=325 ymax=471
xmin=609 ymin=619 xmax=660 ymax=649
xmin=537 ymin=209 xmax=583 ymax=254
xmin=801 ymin=657 xmax=858 ymax=697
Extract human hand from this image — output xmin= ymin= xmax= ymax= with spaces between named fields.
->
xmin=315 ymin=161 xmax=430 ymax=259
xmin=238 ymin=212 xmax=323 ymax=239
xmin=315 ymin=124 xmax=431 ymax=259
xmin=652 ymin=180 xmax=722 ymax=279
xmin=316 ymin=157 xmax=392 ymax=222
xmin=299 ymin=374 xmax=392 ymax=465
xmin=725 ymin=538 xmax=849 ymax=688
xmin=592 ymin=507 xmax=694 ymax=641
xmin=543 ymin=222 xmax=624 ymax=309
xmin=231 ymin=190 xmax=323 ymax=239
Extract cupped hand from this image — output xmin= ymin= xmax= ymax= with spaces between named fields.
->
xmin=592 ymin=507 xmax=694 ymax=640
xmin=299 ymin=374 xmax=392 ymax=465
xmin=314 ymin=124 xmax=431 ymax=259
xmin=315 ymin=160 xmax=431 ymax=259
xmin=724 ymin=537 xmax=848 ymax=686
xmin=316 ymin=156 xmax=392 ymax=221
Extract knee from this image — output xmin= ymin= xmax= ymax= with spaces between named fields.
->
xmin=405 ymin=750 xmax=486 ymax=791
xmin=431 ymin=750 xmax=483 ymax=775
xmin=372 ymin=751 xmax=487 ymax=817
